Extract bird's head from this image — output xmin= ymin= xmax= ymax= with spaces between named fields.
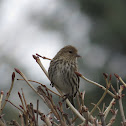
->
xmin=54 ymin=45 xmax=80 ymax=61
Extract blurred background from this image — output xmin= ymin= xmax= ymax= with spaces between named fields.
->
xmin=0 ymin=0 xmax=126 ymax=125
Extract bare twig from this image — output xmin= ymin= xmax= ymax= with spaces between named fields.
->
xmin=15 ymin=68 xmax=47 ymax=104
xmin=75 ymin=72 xmax=116 ymax=99
xmin=118 ymin=85 xmax=126 ymax=125
xmin=6 ymin=100 xmax=23 ymax=113
xmin=90 ymin=76 xmax=111 ymax=115
xmin=0 ymin=114 xmax=6 ymax=126
xmin=0 ymin=91 xmax=4 ymax=114
xmin=1 ymin=72 xmax=15 ymax=114
xmin=36 ymin=53 xmax=51 ymax=60
xmin=119 ymin=77 xmax=126 ymax=88
xmin=114 ymin=74 xmax=126 ymax=125
xmin=81 ymin=91 xmax=85 ymax=106
xmin=114 ymin=73 xmax=126 ymax=88
xmin=17 ymin=79 xmax=61 ymax=97
xmin=36 ymin=100 xmax=39 ymax=126
xmin=91 ymin=103 xmax=101 ymax=113
xmin=37 ymin=86 xmax=61 ymax=121
xmin=66 ymin=99 xmax=87 ymax=123
xmin=21 ymin=88 xmax=27 ymax=110
xmin=107 ymin=109 xmax=118 ymax=126
xmin=99 ymin=113 xmax=106 ymax=126
xmin=110 ymin=85 xmax=117 ymax=95
xmin=104 ymin=99 xmax=115 ymax=120
xmin=19 ymin=112 xmax=24 ymax=126
xmin=40 ymin=113 xmax=52 ymax=126
xmin=18 ymin=92 xmax=25 ymax=110
xmin=33 ymin=55 xmax=49 ymax=78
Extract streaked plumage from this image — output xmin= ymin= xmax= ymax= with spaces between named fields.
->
xmin=48 ymin=45 xmax=80 ymax=107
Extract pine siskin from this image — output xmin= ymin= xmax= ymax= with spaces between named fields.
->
xmin=48 ymin=45 xmax=80 ymax=107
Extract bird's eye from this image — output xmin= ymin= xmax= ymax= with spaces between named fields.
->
xmin=69 ymin=50 xmax=73 ymax=53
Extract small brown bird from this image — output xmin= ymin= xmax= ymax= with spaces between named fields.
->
xmin=48 ymin=45 xmax=80 ymax=107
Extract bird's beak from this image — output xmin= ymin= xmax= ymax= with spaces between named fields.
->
xmin=76 ymin=54 xmax=81 ymax=57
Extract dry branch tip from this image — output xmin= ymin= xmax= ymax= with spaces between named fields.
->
xmin=14 ymin=68 xmax=21 ymax=74
xmin=12 ymin=72 xmax=15 ymax=81
xmin=18 ymin=92 xmax=21 ymax=98
xmin=36 ymin=53 xmax=51 ymax=60
xmin=114 ymin=73 xmax=119 ymax=79
xmin=32 ymin=55 xmax=38 ymax=60
xmin=103 ymin=73 xmax=108 ymax=78
xmin=1 ymin=91 xmax=4 ymax=95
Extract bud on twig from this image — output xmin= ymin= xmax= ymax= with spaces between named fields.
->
xmin=18 ymin=92 xmax=21 ymax=98
xmin=32 ymin=55 xmax=38 ymax=61
xmin=114 ymin=73 xmax=119 ymax=80
xmin=12 ymin=72 xmax=15 ymax=81
xmin=1 ymin=91 xmax=4 ymax=95
xmin=103 ymin=73 xmax=108 ymax=79
xmin=15 ymin=68 xmax=21 ymax=74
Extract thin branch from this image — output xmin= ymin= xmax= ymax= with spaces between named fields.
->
xmin=6 ymin=100 xmax=23 ymax=113
xmin=107 ymin=109 xmax=118 ymax=126
xmin=0 ymin=114 xmax=6 ymax=126
xmin=75 ymin=72 xmax=116 ymax=99
xmin=15 ymin=68 xmax=46 ymax=104
xmin=36 ymin=100 xmax=39 ymax=126
xmin=90 ymin=79 xmax=111 ymax=115
xmin=43 ymin=116 xmax=52 ymax=126
xmin=118 ymin=85 xmax=126 ymax=125
xmin=1 ymin=72 xmax=15 ymax=113
xmin=40 ymin=113 xmax=52 ymax=126
xmin=33 ymin=55 xmax=49 ymax=78
xmin=21 ymin=88 xmax=27 ymax=110
xmin=66 ymin=99 xmax=87 ymax=123
xmin=104 ymin=99 xmax=115 ymax=120
xmin=81 ymin=91 xmax=85 ymax=106
xmin=114 ymin=73 xmax=126 ymax=88
xmin=19 ymin=112 xmax=24 ymax=126
xmin=119 ymin=77 xmax=126 ymax=88
xmin=36 ymin=53 xmax=51 ymax=60
xmin=18 ymin=92 xmax=25 ymax=111
xmin=17 ymin=79 xmax=61 ymax=97
xmin=91 ymin=103 xmax=101 ymax=113
xmin=110 ymin=85 xmax=117 ymax=95
xmin=37 ymin=86 xmax=61 ymax=121
xmin=99 ymin=113 xmax=106 ymax=126
xmin=0 ymin=91 xmax=4 ymax=114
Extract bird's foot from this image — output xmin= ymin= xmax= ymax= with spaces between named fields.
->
xmin=62 ymin=94 xmax=69 ymax=102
